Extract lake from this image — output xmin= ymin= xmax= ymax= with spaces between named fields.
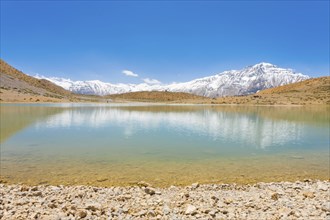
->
xmin=0 ymin=103 xmax=329 ymax=187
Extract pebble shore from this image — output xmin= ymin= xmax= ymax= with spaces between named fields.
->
xmin=0 ymin=180 xmax=329 ymax=220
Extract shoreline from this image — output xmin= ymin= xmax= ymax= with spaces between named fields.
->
xmin=1 ymin=101 xmax=329 ymax=107
xmin=1 ymin=180 xmax=329 ymax=219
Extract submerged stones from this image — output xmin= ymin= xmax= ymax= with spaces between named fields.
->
xmin=96 ymin=178 xmax=108 ymax=183
xmin=0 ymin=180 xmax=329 ymax=219
xmin=137 ymin=181 xmax=151 ymax=187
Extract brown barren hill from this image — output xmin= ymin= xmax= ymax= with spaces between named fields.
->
xmin=259 ymin=76 xmax=329 ymax=95
xmin=107 ymin=91 xmax=211 ymax=103
xmin=0 ymin=59 xmax=71 ymax=96
xmin=0 ymin=59 xmax=78 ymax=102
xmin=216 ymin=76 xmax=330 ymax=105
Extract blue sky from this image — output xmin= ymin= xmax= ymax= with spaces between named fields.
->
xmin=1 ymin=1 xmax=329 ymax=84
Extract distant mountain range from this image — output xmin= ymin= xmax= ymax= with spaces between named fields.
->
xmin=37 ymin=62 xmax=309 ymax=97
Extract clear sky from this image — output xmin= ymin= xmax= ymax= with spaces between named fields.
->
xmin=1 ymin=1 xmax=329 ymax=84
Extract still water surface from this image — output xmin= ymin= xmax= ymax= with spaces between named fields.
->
xmin=0 ymin=104 xmax=329 ymax=186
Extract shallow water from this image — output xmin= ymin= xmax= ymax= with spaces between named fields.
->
xmin=0 ymin=104 xmax=329 ymax=186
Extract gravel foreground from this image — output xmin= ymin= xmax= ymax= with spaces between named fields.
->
xmin=0 ymin=180 xmax=329 ymax=220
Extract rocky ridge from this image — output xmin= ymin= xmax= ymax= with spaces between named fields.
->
xmin=0 ymin=180 xmax=329 ymax=219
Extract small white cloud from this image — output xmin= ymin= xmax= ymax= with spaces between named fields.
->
xmin=143 ymin=78 xmax=161 ymax=85
xmin=122 ymin=70 xmax=138 ymax=77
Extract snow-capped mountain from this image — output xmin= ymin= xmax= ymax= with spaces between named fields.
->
xmin=36 ymin=63 xmax=309 ymax=97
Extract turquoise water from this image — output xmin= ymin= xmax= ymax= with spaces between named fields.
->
xmin=0 ymin=104 xmax=329 ymax=186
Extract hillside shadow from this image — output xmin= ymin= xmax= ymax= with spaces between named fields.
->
xmin=0 ymin=105 xmax=66 ymax=143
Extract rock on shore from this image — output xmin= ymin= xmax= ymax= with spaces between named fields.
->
xmin=0 ymin=180 xmax=329 ymax=219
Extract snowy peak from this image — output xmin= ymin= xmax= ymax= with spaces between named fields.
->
xmin=37 ymin=63 xmax=310 ymax=98
xmin=251 ymin=62 xmax=277 ymax=68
